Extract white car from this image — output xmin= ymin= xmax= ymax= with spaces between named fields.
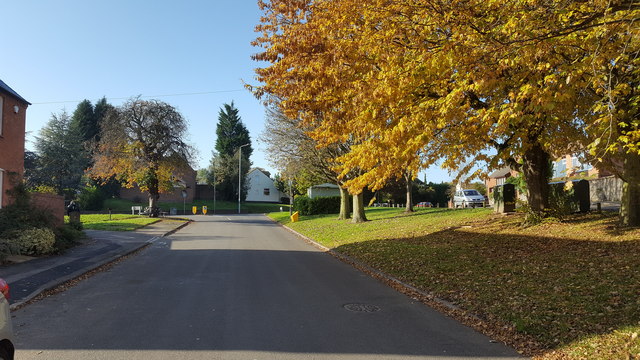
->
xmin=0 ymin=278 xmax=14 ymax=360
xmin=453 ymin=189 xmax=486 ymax=208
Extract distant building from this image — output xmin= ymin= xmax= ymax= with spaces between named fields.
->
xmin=551 ymin=154 xmax=610 ymax=179
xmin=485 ymin=155 xmax=616 ymax=206
xmin=246 ymin=168 xmax=283 ymax=202
xmin=119 ymin=166 xmax=197 ymax=203
xmin=307 ymin=183 xmax=340 ymax=199
xmin=485 ymin=167 xmax=517 ymax=205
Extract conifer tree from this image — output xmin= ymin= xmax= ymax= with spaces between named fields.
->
xmin=209 ymin=102 xmax=253 ymax=201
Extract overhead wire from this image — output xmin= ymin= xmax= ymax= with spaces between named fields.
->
xmin=31 ymin=89 xmax=246 ymax=105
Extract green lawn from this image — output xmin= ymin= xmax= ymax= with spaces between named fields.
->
xmin=269 ymin=207 xmax=640 ymax=359
xmin=104 ymin=198 xmax=288 ymax=214
xmin=71 ymin=214 xmax=160 ymax=231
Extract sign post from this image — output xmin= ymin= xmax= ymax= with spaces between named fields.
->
xmin=181 ymin=190 xmax=187 ymax=215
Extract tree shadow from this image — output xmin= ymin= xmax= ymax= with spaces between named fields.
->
xmin=333 ymin=226 xmax=640 ymax=353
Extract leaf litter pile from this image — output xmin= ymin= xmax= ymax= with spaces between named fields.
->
xmin=278 ymin=209 xmax=640 ymax=359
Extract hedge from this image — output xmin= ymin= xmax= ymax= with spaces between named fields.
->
xmin=293 ymin=195 xmax=341 ymax=215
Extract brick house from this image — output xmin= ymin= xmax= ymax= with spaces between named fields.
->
xmin=485 ymin=167 xmax=517 ymax=205
xmin=0 ymin=79 xmax=30 ymax=208
xmin=0 ymin=79 xmax=65 ymax=224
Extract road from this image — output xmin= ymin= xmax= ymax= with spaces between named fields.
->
xmin=12 ymin=214 xmax=523 ymax=359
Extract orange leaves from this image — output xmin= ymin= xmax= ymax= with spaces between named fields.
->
xmin=252 ymin=0 xmax=640 ymax=195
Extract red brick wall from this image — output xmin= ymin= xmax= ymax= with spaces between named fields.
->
xmin=119 ymin=168 xmax=197 ymax=204
xmin=0 ymin=93 xmax=27 ymax=208
xmin=31 ymin=193 xmax=65 ymax=226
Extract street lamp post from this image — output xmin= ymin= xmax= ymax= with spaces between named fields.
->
xmin=238 ymin=143 xmax=250 ymax=214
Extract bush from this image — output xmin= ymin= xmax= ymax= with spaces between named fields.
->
xmin=54 ymin=224 xmax=84 ymax=252
xmin=78 ymin=185 xmax=106 ymax=211
xmin=293 ymin=195 xmax=311 ymax=215
xmin=5 ymin=228 xmax=56 ymax=256
xmin=0 ymin=186 xmax=55 ymax=235
xmin=309 ymin=196 xmax=341 ymax=214
xmin=0 ymin=182 xmax=83 ymax=258
xmin=293 ymin=195 xmax=341 ymax=215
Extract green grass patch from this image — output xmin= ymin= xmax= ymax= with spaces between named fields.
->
xmin=104 ymin=198 xmax=288 ymax=214
xmin=71 ymin=214 xmax=160 ymax=231
xmin=268 ymin=208 xmax=640 ymax=359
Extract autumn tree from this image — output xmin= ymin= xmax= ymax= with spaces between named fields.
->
xmin=89 ymin=98 xmax=193 ymax=216
xmin=253 ymin=0 xmax=640 ymax=225
xmin=260 ymin=102 xmax=353 ymax=219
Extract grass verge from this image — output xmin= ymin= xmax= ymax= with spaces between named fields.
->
xmin=71 ymin=214 xmax=160 ymax=231
xmin=269 ymin=207 xmax=640 ymax=359
xmin=104 ymin=198 xmax=288 ymax=214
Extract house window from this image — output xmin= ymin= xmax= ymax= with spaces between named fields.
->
xmin=554 ymin=159 xmax=567 ymax=178
xmin=263 ymin=188 xmax=270 ymax=196
xmin=496 ymin=177 xmax=505 ymax=186
xmin=572 ymin=156 xmax=593 ymax=172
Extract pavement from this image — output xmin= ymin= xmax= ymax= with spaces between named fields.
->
xmin=0 ymin=219 xmax=190 ymax=310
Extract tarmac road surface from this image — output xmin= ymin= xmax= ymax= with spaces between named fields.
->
xmin=11 ymin=214 xmax=524 ymax=359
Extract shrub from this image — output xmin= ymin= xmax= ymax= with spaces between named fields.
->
xmin=309 ymin=196 xmax=341 ymax=215
xmin=54 ymin=224 xmax=84 ymax=252
xmin=5 ymin=228 xmax=56 ymax=256
xmin=293 ymin=195 xmax=311 ymax=215
xmin=293 ymin=195 xmax=341 ymax=215
xmin=78 ymin=185 xmax=106 ymax=210
xmin=0 ymin=185 xmax=55 ymax=235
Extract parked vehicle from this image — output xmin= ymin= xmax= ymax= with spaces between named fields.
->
xmin=0 ymin=278 xmax=14 ymax=360
xmin=453 ymin=189 xmax=486 ymax=208
xmin=416 ymin=202 xmax=433 ymax=208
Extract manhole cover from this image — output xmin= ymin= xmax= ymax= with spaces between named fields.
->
xmin=343 ymin=303 xmax=381 ymax=313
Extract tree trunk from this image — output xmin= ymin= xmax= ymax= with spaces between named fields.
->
xmin=148 ymin=192 xmax=160 ymax=217
xmin=620 ymin=151 xmax=640 ymax=227
xmin=521 ymin=143 xmax=551 ymax=213
xmin=147 ymin=170 xmax=160 ymax=217
xmin=338 ymin=186 xmax=351 ymax=220
xmin=405 ymin=173 xmax=414 ymax=213
xmin=351 ymin=191 xmax=368 ymax=223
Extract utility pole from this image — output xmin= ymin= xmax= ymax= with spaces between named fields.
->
xmin=289 ymin=178 xmax=293 ymax=215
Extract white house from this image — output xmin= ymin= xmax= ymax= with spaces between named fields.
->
xmin=246 ymin=168 xmax=283 ymax=202
xmin=307 ymin=183 xmax=341 ymax=199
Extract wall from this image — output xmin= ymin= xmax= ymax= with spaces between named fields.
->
xmin=308 ymin=185 xmax=341 ymax=199
xmin=119 ymin=169 xmax=197 ymax=204
xmin=31 ymin=193 xmax=65 ymax=226
xmin=0 ymin=94 xmax=27 ymax=208
xmin=246 ymin=170 xmax=282 ymax=202
xmin=589 ymin=176 xmax=622 ymax=203
xmin=195 ymin=184 xmax=215 ymax=200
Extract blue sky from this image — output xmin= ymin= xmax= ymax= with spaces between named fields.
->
xmin=1 ymin=0 xmax=454 ymax=184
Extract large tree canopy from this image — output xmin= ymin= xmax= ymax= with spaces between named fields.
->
xmin=89 ymin=98 xmax=193 ymax=216
xmin=252 ymin=0 xmax=640 ymax=225
xmin=32 ymin=111 xmax=87 ymax=197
